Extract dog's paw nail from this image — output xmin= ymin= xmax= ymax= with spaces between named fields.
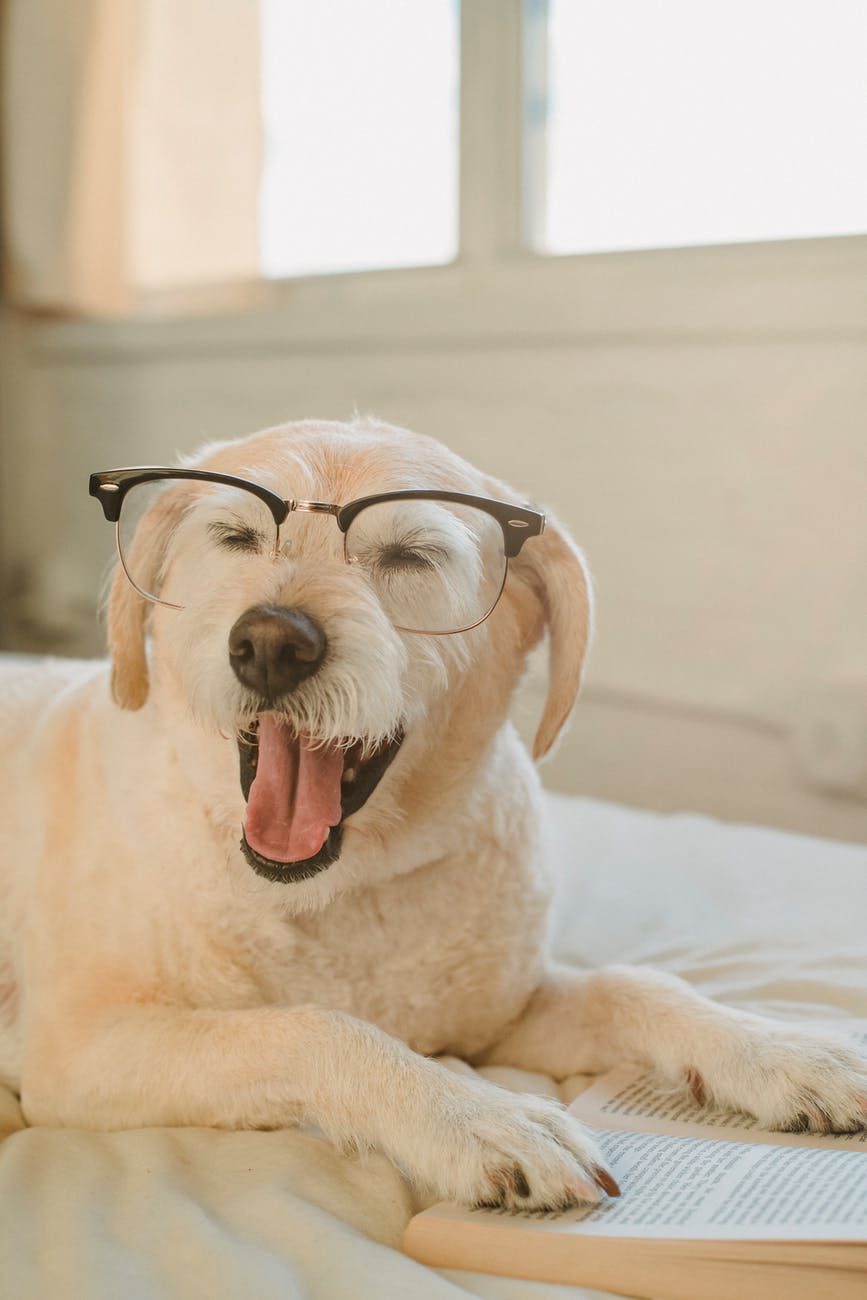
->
xmin=684 ymin=1066 xmax=707 ymax=1107
xmin=592 ymin=1164 xmax=621 ymax=1197
xmin=780 ymin=1111 xmax=812 ymax=1134
xmin=485 ymin=1162 xmax=533 ymax=1204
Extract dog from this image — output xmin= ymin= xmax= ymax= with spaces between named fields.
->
xmin=0 ymin=417 xmax=864 ymax=1211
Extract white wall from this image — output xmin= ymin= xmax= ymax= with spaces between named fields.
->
xmin=2 ymin=237 xmax=866 ymax=842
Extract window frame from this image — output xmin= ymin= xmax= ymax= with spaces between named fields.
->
xmin=30 ymin=0 xmax=867 ymax=357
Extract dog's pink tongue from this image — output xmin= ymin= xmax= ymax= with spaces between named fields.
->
xmin=244 ymin=716 xmax=343 ymax=863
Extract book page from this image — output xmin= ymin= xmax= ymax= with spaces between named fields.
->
xmin=569 ymin=1019 xmax=867 ymax=1152
xmin=429 ymin=1127 xmax=867 ymax=1241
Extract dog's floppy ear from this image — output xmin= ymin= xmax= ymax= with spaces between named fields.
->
xmin=107 ymin=489 xmax=186 ymax=710
xmin=511 ymin=511 xmax=594 ymax=760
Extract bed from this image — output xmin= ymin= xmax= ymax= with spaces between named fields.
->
xmin=2 ymin=792 xmax=865 ymax=1299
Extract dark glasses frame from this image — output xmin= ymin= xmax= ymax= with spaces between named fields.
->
xmin=89 ymin=467 xmax=545 ymax=554
xmin=89 ymin=466 xmax=546 ymax=632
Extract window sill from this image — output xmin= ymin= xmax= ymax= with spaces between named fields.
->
xmin=23 ymin=233 xmax=867 ymax=363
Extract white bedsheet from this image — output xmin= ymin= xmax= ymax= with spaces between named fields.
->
xmin=2 ymin=795 xmax=865 ymax=1299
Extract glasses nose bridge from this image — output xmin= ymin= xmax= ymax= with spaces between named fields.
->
xmin=288 ymin=499 xmax=341 ymax=517
xmin=276 ymin=499 xmax=345 ymax=561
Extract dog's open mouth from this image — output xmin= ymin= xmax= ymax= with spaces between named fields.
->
xmin=237 ymin=716 xmax=403 ymax=883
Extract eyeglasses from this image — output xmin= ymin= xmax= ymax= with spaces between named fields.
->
xmin=89 ymin=467 xmax=545 ymax=636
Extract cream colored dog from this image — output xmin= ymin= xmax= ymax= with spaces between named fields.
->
xmin=1 ymin=418 xmax=864 ymax=1211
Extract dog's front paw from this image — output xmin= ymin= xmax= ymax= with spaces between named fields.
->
xmin=408 ymin=1076 xmax=619 ymax=1212
xmin=694 ymin=1023 xmax=867 ymax=1135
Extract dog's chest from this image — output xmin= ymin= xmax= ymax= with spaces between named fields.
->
xmin=245 ymin=858 xmax=550 ymax=1058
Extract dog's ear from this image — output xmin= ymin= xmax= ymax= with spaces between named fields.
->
xmin=107 ymin=489 xmax=186 ymax=710
xmin=510 ymin=511 xmax=594 ymax=760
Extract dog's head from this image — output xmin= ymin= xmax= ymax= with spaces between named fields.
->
xmin=105 ymin=418 xmax=592 ymax=902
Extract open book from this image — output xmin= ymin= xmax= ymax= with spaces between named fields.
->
xmin=403 ymin=1020 xmax=867 ymax=1300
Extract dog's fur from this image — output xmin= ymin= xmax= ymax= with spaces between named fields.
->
xmin=0 ymin=418 xmax=864 ymax=1209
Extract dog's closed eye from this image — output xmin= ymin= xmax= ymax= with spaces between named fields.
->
xmin=208 ymin=520 xmax=267 ymax=553
xmin=374 ymin=541 xmax=450 ymax=573
xmin=354 ymin=523 xmax=452 ymax=573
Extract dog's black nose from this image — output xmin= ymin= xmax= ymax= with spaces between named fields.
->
xmin=228 ymin=605 xmax=327 ymax=700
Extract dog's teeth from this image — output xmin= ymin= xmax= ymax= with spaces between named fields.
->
xmin=343 ymin=766 xmax=358 ymax=783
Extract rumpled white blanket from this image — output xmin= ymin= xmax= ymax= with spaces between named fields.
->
xmin=2 ymin=795 xmax=865 ymax=1300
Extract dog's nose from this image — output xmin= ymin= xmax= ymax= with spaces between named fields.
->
xmin=228 ymin=605 xmax=327 ymax=700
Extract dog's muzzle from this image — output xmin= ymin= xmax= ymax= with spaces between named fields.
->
xmin=229 ymin=604 xmax=403 ymax=883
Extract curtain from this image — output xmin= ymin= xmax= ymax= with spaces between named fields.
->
xmin=2 ymin=0 xmax=261 ymax=315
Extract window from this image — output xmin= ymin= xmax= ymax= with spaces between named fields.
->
xmin=8 ymin=0 xmax=862 ymax=316
xmin=529 ymin=0 xmax=867 ymax=256
xmin=260 ymin=0 xmax=460 ymax=278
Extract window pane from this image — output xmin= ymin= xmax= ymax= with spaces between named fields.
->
xmin=531 ymin=0 xmax=867 ymax=255
xmin=260 ymin=0 xmax=459 ymax=278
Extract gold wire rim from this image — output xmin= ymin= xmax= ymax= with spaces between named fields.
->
xmin=116 ymin=508 xmax=510 ymax=635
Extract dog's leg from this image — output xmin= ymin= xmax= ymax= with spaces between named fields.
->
xmin=21 ymin=1002 xmax=618 ymax=1209
xmin=480 ymin=963 xmax=867 ymax=1134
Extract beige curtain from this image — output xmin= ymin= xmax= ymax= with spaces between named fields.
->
xmin=2 ymin=0 xmax=262 ymax=315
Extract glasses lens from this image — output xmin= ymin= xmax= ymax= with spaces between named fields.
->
xmin=344 ymin=498 xmax=507 ymax=633
xmin=117 ymin=477 xmax=279 ymax=605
